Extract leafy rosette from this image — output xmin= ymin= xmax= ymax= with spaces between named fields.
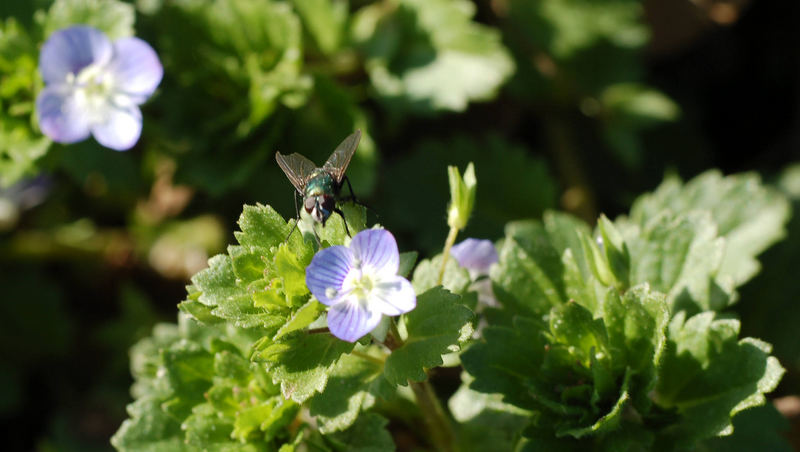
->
xmin=115 ymin=202 xmax=474 ymax=446
xmin=460 ymin=171 xmax=789 ymax=449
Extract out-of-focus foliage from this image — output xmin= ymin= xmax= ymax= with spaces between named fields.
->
xmin=1 ymin=0 xmax=798 ymax=450
xmin=352 ymin=0 xmax=514 ymax=114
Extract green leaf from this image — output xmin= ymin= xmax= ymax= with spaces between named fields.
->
xmin=384 ymin=287 xmax=473 ymax=385
xmin=510 ymin=0 xmax=648 ymax=60
xmin=324 ymin=413 xmax=396 ymax=452
xmin=449 ymin=375 xmax=531 ymax=452
xmin=308 ymin=352 xmax=391 ymax=433
xmin=111 ymin=397 xmax=186 ymax=452
xmin=626 ymin=170 xmax=791 ymax=286
xmin=491 ymin=221 xmax=567 ymax=317
xmin=352 ymin=0 xmax=514 ymax=114
xmin=253 ymin=332 xmax=355 ymax=403
xmin=290 ymin=0 xmax=347 ymax=55
xmin=623 ymin=211 xmax=734 ymax=313
xmin=39 ymin=0 xmax=135 ymax=39
xmin=463 ymin=284 xmax=669 ymax=440
xmin=398 ymin=251 xmax=418 ymax=278
xmin=273 ymin=299 xmax=323 ymax=340
xmin=654 ymin=311 xmax=785 ymax=447
xmin=596 ymin=214 xmax=630 ymax=289
xmin=411 ymin=254 xmax=470 ymax=295
xmin=236 ymin=204 xmax=296 ymax=250
xmin=190 ymin=254 xmax=284 ymax=329
xmin=699 ymin=404 xmax=792 ymax=452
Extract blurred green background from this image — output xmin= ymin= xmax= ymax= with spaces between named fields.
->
xmin=0 ymin=0 xmax=798 ymax=449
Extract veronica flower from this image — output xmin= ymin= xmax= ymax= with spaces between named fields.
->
xmin=36 ymin=26 xmax=163 ymax=151
xmin=450 ymin=238 xmax=498 ymax=278
xmin=450 ymin=238 xmax=498 ymax=307
xmin=305 ymin=229 xmax=416 ymax=342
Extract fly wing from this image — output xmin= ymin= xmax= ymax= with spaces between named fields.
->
xmin=276 ymin=152 xmax=318 ymax=193
xmin=323 ymin=130 xmax=361 ymax=183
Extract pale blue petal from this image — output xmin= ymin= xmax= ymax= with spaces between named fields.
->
xmin=450 ymin=238 xmax=498 ymax=275
xmin=107 ymin=37 xmax=163 ymax=102
xmin=371 ymin=276 xmax=416 ymax=316
xmin=36 ymin=85 xmax=91 ymax=144
xmin=351 ymin=229 xmax=399 ymax=276
xmin=90 ymin=105 xmax=142 ymax=151
xmin=40 ymin=26 xmax=112 ymax=84
xmin=306 ymin=245 xmax=353 ymax=306
xmin=327 ymin=299 xmax=382 ymax=342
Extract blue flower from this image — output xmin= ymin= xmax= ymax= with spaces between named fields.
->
xmin=306 ymin=229 xmax=416 ymax=342
xmin=450 ymin=238 xmax=498 ymax=277
xmin=36 ymin=26 xmax=163 ymax=151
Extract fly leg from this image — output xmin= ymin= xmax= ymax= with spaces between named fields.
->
xmin=340 ymin=175 xmax=378 ymax=221
xmin=284 ymin=190 xmax=302 ymax=242
xmin=333 ymin=207 xmax=352 ymax=237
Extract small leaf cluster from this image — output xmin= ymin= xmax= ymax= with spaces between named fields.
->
xmin=460 ymin=170 xmax=790 ymax=450
xmin=114 ymin=202 xmax=474 ymax=449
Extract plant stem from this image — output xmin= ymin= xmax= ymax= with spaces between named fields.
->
xmin=437 ymin=226 xmax=460 ymax=286
xmin=409 ymin=378 xmax=458 ymax=452
xmin=384 ymin=321 xmax=458 ymax=452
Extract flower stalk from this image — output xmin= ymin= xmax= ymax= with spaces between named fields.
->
xmin=385 ymin=322 xmax=458 ymax=452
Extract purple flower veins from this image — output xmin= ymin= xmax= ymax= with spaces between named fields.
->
xmin=305 ymin=229 xmax=416 ymax=342
xmin=36 ymin=26 xmax=163 ymax=151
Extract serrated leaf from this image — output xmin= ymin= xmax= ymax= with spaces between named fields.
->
xmin=700 ymin=404 xmax=792 ymax=452
xmin=461 ymin=316 xmax=545 ymax=410
xmin=308 ymin=352 xmax=389 ymax=433
xmin=111 ymin=397 xmax=186 ymax=452
xmin=183 ymin=403 xmax=235 ymax=446
xmin=490 ymin=221 xmax=567 ymax=317
xmin=383 ymin=287 xmax=473 ymax=385
xmin=254 ymin=333 xmax=355 ymax=403
xmin=236 ymin=204 xmax=296 ymax=250
xmin=324 ymin=413 xmax=395 ymax=452
xmin=352 ymin=0 xmax=514 ymax=114
xmin=623 ymin=211 xmax=734 ymax=313
xmin=273 ymin=299 xmax=323 ymax=340
xmin=626 ymin=170 xmax=790 ymax=286
xmin=273 ymin=243 xmax=311 ymax=299
xmin=654 ymin=311 xmax=785 ymax=446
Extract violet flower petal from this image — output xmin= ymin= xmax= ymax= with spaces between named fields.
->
xmin=305 ymin=245 xmax=353 ymax=306
xmin=36 ymin=85 xmax=91 ymax=144
xmin=107 ymin=37 xmax=163 ymax=102
xmin=372 ymin=276 xmax=416 ymax=316
xmin=450 ymin=238 xmax=498 ymax=275
xmin=327 ymin=299 xmax=382 ymax=343
xmin=90 ymin=105 xmax=143 ymax=151
xmin=39 ymin=26 xmax=112 ymax=84
xmin=350 ymin=229 xmax=399 ymax=276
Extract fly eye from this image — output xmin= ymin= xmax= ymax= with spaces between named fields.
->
xmin=321 ymin=197 xmax=335 ymax=212
xmin=304 ymin=196 xmax=316 ymax=211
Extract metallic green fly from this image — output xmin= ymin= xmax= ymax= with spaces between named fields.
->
xmin=276 ymin=130 xmax=361 ymax=237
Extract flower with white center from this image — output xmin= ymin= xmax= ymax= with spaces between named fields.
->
xmin=305 ymin=229 xmax=416 ymax=342
xmin=36 ymin=26 xmax=163 ymax=151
